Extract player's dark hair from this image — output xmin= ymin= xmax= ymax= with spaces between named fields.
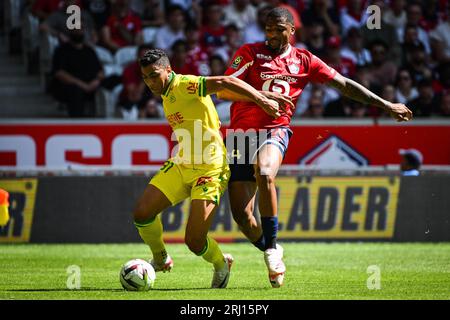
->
xmin=266 ymin=7 xmax=294 ymax=26
xmin=139 ymin=48 xmax=170 ymax=68
xmin=404 ymin=154 xmax=420 ymax=169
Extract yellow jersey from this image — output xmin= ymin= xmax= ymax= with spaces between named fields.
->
xmin=161 ymin=72 xmax=226 ymax=168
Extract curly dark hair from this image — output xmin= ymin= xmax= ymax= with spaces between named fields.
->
xmin=139 ymin=48 xmax=170 ymax=68
xmin=266 ymin=7 xmax=294 ymax=26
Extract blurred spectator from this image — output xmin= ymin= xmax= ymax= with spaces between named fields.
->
xmin=222 ymin=0 xmax=257 ymax=32
xmin=341 ymin=26 xmax=371 ymax=67
xmin=395 ymin=68 xmax=419 ymax=105
xmin=340 ymin=0 xmax=369 ymax=37
xmin=139 ymin=98 xmax=162 ymax=119
xmin=200 ymin=4 xmax=225 ymax=55
xmin=409 ymin=79 xmax=439 ymax=117
xmin=323 ymin=96 xmax=350 ymax=117
xmin=436 ymin=90 xmax=450 ymax=117
xmin=214 ymin=24 xmax=242 ymax=64
xmin=401 ymin=23 xmax=424 ymax=66
xmin=405 ymin=42 xmax=433 ymax=84
xmin=348 ymin=100 xmax=367 ymax=118
xmin=301 ymin=0 xmax=339 ymax=39
xmin=168 ymin=0 xmax=202 ymax=27
xmin=303 ymin=21 xmax=327 ymax=58
xmin=119 ymin=44 xmax=155 ymax=120
xmin=51 ymin=27 xmax=104 ymax=117
xmin=383 ymin=0 xmax=407 ymax=41
xmin=361 ymin=0 xmax=402 ymax=66
xmin=185 ymin=24 xmax=211 ymax=76
xmin=295 ymin=83 xmax=340 ymax=117
xmin=436 ymin=62 xmax=450 ymax=93
xmin=266 ymin=0 xmax=303 ymax=43
xmin=154 ymin=5 xmax=186 ymax=53
xmin=324 ymin=36 xmax=356 ymax=78
xmin=369 ymin=84 xmax=396 ymax=118
xmin=140 ymin=0 xmax=165 ymax=28
xmin=32 ymin=0 xmax=65 ymax=22
xmin=429 ymin=5 xmax=450 ymax=63
xmin=100 ymin=0 xmax=143 ymax=53
xmin=420 ymin=0 xmax=441 ymax=31
xmin=399 ymin=148 xmax=423 ymax=176
xmin=170 ymin=40 xmax=194 ymax=74
xmin=81 ymin=0 xmax=111 ymax=32
xmin=397 ymin=2 xmax=431 ymax=55
xmin=209 ymin=54 xmax=227 ymax=76
xmin=366 ymin=40 xmax=398 ymax=89
xmin=207 ymin=54 xmax=232 ymax=120
xmin=243 ymin=4 xmax=274 ymax=44
xmin=303 ymin=87 xmax=325 ymax=118
xmin=41 ymin=0 xmax=97 ymax=45
xmin=304 ymin=22 xmax=326 ymax=59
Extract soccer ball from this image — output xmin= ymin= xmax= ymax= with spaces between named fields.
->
xmin=119 ymin=259 xmax=156 ymax=291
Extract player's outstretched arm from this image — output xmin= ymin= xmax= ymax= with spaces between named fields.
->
xmin=328 ymin=73 xmax=413 ymax=122
xmin=205 ymin=76 xmax=281 ymax=118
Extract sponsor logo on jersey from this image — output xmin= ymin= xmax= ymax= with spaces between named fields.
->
xmin=231 ymin=56 xmax=243 ymax=69
xmin=288 ymin=64 xmax=300 ymax=74
xmin=196 ymin=176 xmax=213 ymax=187
xmin=260 ymin=72 xmax=298 ymax=83
xmin=299 ymin=135 xmax=368 ymax=168
xmin=261 ymin=62 xmax=273 ymax=68
xmin=257 ymin=53 xmax=272 ymax=60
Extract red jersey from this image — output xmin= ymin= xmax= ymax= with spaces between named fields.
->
xmin=224 ymin=42 xmax=337 ymax=130
xmin=106 ymin=11 xmax=142 ymax=48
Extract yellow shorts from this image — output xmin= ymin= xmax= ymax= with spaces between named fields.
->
xmin=149 ymin=160 xmax=230 ymax=206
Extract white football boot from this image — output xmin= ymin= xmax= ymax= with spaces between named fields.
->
xmin=211 ymin=254 xmax=234 ymax=288
xmin=264 ymin=244 xmax=285 ymax=288
xmin=150 ymin=254 xmax=174 ymax=273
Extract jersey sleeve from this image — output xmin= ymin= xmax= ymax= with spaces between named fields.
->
xmin=309 ymin=54 xmax=338 ymax=84
xmin=176 ymin=74 xmax=207 ymax=98
xmin=224 ymin=44 xmax=254 ymax=80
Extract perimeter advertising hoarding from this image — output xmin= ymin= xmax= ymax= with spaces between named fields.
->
xmin=0 ymin=122 xmax=449 ymax=168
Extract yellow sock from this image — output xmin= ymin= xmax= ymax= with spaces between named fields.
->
xmin=197 ymin=237 xmax=225 ymax=271
xmin=134 ymin=216 xmax=167 ymax=263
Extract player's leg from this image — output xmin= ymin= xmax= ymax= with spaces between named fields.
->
xmin=228 ymin=180 xmax=266 ymax=250
xmin=254 ymin=129 xmax=291 ymax=288
xmin=133 ymin=161 xmax=188 ymax=272
xmin=133 ymin=183 xmax=173 ymax=271
xmin=185 ymin=199 xmax=233 ymax=288
xmin=254 ymin=143 xmax=283 ymax=250
xmin=226 ymin=132 xmax=265 ymax=251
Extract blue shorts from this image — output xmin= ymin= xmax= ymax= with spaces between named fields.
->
xmin=225 ymin=127 xmax=293 ymax=182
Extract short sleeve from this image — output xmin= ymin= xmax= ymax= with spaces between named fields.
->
xmin=224 ymin=44 xmax=254 ymax=80
xmin=309 ymin=54 xmax=337 ymax=84
xmin=177 ymin=74 xmax=207 ymax=97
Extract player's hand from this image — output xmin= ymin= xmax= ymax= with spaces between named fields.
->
xmin=387 ymin=103 xmax=413 ymax=122
xmin=257 ymin=96 xmax=281 ymax=118
xmin=260 ymin=91 xmax=294 ymax=116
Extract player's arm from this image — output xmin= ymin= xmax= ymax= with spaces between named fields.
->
xmin=327 ymin=73 xmax=413 ymax=122
xmin=204 ymin=76 xmax=281 ymax=117
xmin=217 ymin=88 xmax=294 ymax=111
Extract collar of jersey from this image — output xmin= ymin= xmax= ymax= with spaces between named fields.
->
xmin=264 ymin=42 xmax=292 ymax=59
xmin=162 ymin=71 xmax=176 ymax=97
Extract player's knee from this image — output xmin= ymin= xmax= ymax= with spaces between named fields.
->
xmin=184 ymin=233 xmax=206 ymax=254
xmin=255 ymin=170 xmax=276 ymax=186
xmin=132 ymin=204 xmax=150 ymax=223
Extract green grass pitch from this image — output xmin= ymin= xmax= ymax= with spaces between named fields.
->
xmin=0 ymin=243 xmax=449 ymax=300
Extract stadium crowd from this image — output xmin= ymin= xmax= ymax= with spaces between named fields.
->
xmin=19 ymin=0 xmax=450 ymax=119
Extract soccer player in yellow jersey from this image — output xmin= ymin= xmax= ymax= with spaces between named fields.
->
xmin=133 ymin=48 xmax=281 ymax=288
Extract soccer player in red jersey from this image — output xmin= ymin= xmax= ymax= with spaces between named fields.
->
xmin=218 ymin=7 xmax=412 ymax=288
